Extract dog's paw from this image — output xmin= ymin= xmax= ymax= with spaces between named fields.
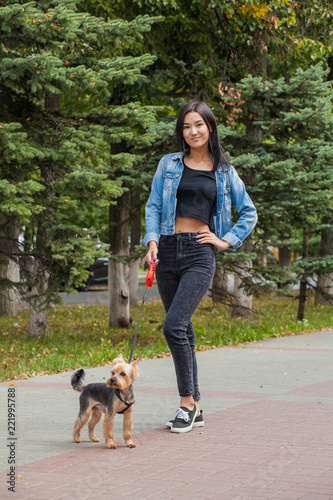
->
xmin=106 ymin=439 xmax=117 ymax=449
xmin=73 ymin=437 xmax=81 ymax=443
xmin=126 ymin=440 xmax=136 ymax=448
xmin=89 ymin=435 xmax=99 ymax=442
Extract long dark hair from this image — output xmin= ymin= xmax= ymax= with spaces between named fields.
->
xmin=175 ymin=101 xmax=230 ymax=171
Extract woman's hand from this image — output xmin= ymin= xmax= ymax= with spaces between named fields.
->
xmin=145 ymin=241 xmax=159 ymax=266
xmin=195 ymin=230 xmax=231 ymax=251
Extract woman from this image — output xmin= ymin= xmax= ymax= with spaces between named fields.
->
xmin=143 ymin=101 xmax=257 ymax=433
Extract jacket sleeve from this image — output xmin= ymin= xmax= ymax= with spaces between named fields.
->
xmin=142 ymin=157 xmax=165 ymax=247
xmin=221 ymin=165 xmax=258 ymax=252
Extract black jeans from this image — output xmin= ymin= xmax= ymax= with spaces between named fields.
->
xmin=155 ymin=233 xmax=216 ymax=401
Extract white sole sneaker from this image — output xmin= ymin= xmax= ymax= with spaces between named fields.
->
xmin=166 ymin=410 xmax=204 ymax=428
xmin=170 ymin=406 xmax=198 ymax=433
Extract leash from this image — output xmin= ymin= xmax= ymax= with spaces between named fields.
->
xmin=128 ymin=259 xmax=157 ymax=363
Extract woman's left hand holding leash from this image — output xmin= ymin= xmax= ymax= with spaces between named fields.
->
xmin=195 ymin=230 xmax=231 ymax=251
xmin=145 ymin=241 xmax=159 ymax=266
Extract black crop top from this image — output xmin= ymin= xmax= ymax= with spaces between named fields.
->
xmin=176 ymin=160 xmax=217 ymax=225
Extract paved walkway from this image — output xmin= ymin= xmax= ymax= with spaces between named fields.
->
xmin=1 ymin=329 xmax=333 ymax=499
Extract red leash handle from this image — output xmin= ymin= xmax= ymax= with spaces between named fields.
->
xmin=145 ymin=259 xmax=157 ymax=287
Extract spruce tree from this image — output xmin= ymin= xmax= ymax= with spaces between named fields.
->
xmin=232 ymin=63 xmax=333 ymax=318
xmin=0 ymin=0 xmax=158 ymax=334
xmin=75 ymin=0 xmax=333 ymax=322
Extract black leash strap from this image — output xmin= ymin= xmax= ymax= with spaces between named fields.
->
xmin=128 ymin=292 xmax=147 ymax=363
xmin=128 ymin=259 xmax=156 ymax=363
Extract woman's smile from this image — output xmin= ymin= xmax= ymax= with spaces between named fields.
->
xmin=183 ymin=111 xmax=210 ymax=149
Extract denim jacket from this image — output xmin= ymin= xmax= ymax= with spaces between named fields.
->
xmin=143 ymin=152 xmax=257 ymax=252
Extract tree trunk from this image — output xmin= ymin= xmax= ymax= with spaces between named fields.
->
xmin=232 ymin=237 xmax=253 ymax=318
xmin=211 ymin=263 xmax=229 ymax=304
xmin=279 ymin=244 xmax=292 ymax=291
xmin=129 ymin=259 xmax=140 ymax=307
xmin=297 ymin=228 xmax=308 ymax=321
xmin=27 ymin=168 xmax=53 ymax=337
xmin=129 ymin=187 xmax=141 ymax=308
xmin=108 ymin=258 xmax=130 ymax=327
xmin=108 ymin=190 xmax=131 ymax=327
xmin=27 ymin=93 xmax=59 ymax=337
xmin=0 ymin=216 xmax=21 ymax=316
xmin=258 ymin=246 xmax=267 ymax=268
xmin=27 ymin=218 xmax=50 ymax=338
xmin=279 ymin=245 xmax=292 ymax=268
xmin=316 ymin=273 xmax=333 ymax=305
xmin=27 ymin=258 xmax=48 ymax=338
xmin=315 ymin=219 xmax=333 ymax=305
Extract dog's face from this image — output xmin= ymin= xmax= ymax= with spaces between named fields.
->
xmin=106 ymin=355 xmax=139 ymax=389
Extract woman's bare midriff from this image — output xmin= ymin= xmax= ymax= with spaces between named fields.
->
xmin=175 ymin=216 xmax=210 ymax=234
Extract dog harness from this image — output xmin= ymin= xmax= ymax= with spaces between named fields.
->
xmin=115 ymin=389 xmax=135 ymax=414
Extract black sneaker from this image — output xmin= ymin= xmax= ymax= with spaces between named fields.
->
xmin=166 ymin=410 xmax=204 ymax=429
xmin=170 ymin=406 xmax=197 ymax=433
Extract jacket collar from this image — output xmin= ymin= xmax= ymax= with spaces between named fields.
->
xmin=171 ymin=152 xmax=184 ymax=161
xmin=171 ymin=152 xmax=224 ymax=173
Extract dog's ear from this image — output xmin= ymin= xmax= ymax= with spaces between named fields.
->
xmin=131 ymin=360 xmax=139 ymax=380
xmin=111 ymin=354 xmax=125 ymax=366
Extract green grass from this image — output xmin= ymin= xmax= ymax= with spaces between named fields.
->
xmin=1 ymin=292 xmax=332 ymax=381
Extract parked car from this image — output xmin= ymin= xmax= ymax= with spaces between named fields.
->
xmin=79 ymin=257 xmax=109 ymax=291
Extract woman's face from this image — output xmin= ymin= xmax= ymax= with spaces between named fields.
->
xmin=182 ymin=111 xmax=211 ymax=150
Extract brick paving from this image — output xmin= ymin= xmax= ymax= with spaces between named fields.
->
xmin=1 ymin=329 xmax=333 ymax=499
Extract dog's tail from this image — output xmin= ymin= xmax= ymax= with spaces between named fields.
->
xmin=71 ymin=369 xmax=86 ymax=392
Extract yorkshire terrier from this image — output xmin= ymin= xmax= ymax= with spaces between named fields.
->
xmin=71 ymin=355 xmax=139 ymax=449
